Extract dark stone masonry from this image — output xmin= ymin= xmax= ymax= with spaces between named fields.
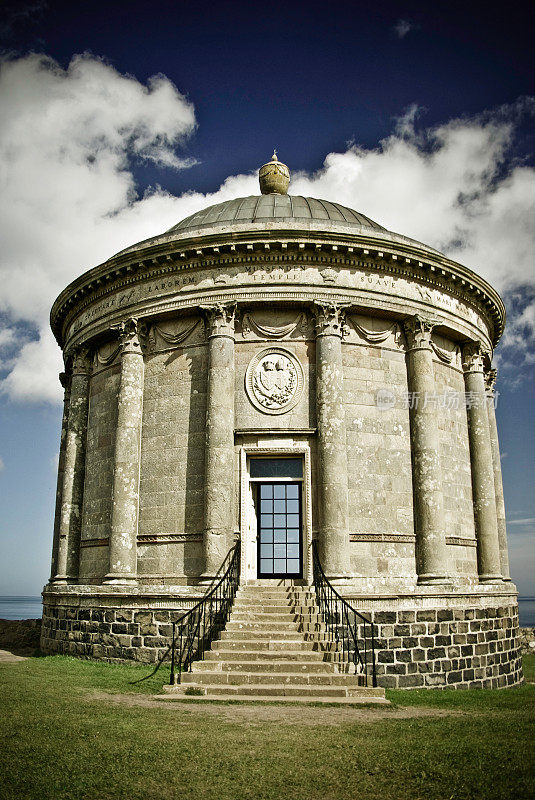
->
xmin=369 ymin=603 xmax=523 ymax=689
xmin=41 ymin=600 xmax=523 ymax=690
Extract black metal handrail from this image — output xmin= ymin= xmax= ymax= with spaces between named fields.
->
xmin=312 ymin=541 xmax=377 ymax=687
xmin=169 ymin=544 xmax=241 ymax=685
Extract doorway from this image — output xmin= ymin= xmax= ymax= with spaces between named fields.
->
xmin=249 ymin=457 xmax=303 ymax=579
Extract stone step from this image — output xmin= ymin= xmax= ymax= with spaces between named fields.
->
xmin=161 ymin=584 xmax=381 ymax=704
xmin=193 ymin=684 xmax=369 ymax=698
xmin=232 ymin=603 xmax=295 ymax=614
xmin=225 ymin=620 xmax=303 ymax=639
xmin=236 ymin=589 xmax=296 ymax=598
xmin=219 ymin=629 xmax=303 ymax=641
xmin=285 ymin=602 xmax=322 ymax=612
xmin=294 ymin=613 xmax=323 ymax=624
xmin=194 ymin=659 xmax=339 ymax=674
xmin=233 ymin=599 xmax=294 ymax=608
xmin=302 ymin=632 xmax=331 ymax=643
xmin=231 ymin=612 xmax=299 ymax=622
xmin=156 ymin=692 xmax=389 ymax=705
xmin=205 ymin=649 xmax=326 ymax=662
xmin=227 ymin=614 xmax=299 ymax=630
xmin=311 ymin=640 xmax=341 ymax=653
xmin=291 ymin=605 xmax=326 ymax=616
xmin=180 ymin=671 xmax=365 ymax=687
xmin=237 ymin=591 xmax=315 ymax=601
xmin=298 ymin=621 xmax=327 ymax=633
xmin=208 ymin=638 xmax=315 ymax=652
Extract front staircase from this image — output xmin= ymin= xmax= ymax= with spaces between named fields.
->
xmin=161 ymin=583 xmax=387 ymax=704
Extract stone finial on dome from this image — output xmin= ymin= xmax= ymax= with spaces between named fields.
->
xmin=259 ymin=151 xmax=290 ymax=195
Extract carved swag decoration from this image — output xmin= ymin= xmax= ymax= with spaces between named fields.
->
xmin=241 ymin=311 xmax=307 ymax=340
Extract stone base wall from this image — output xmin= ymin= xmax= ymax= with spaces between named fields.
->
xmin=367 ymin=602 xmax=523 ymax=689
xmin=0 ymin=618 xmax=42 ymax=653
xmin=41 ymin=604 xmax=188 ymax=664
xmin=41 ymin=596 xmax=524 ymax=689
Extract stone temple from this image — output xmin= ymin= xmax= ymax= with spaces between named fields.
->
xmin=42 ymin=153 xmax=523 ymax=690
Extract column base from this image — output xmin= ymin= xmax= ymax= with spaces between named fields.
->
xmin=417 ymin=574 xmax=452 ymax=586
xmin=478 ymin=574 xmax=504 ymax=584
xmin=103 ymin=574 xmax=138 ymax=586
xmin=50 ymin=575 xmax=68 ymax=585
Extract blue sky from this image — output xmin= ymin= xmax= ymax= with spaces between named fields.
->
xmin=0 ymin=0 xmax=533 ymax=595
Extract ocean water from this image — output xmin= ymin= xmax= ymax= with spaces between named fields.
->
xmin=0 ymin=596 xmax=42 ymax=620
xmin=518 ymin=598 xmax=535 ymax=627
xmin=1 ymin=596 xmax=535 ymax=625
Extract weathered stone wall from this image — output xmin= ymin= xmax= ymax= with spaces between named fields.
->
xmin=78 ymin=363 xmax=120 ymax=582
xmin=138 ymin=335 xmax=207 ymax=579
xmin=365 ymin=601 xmax=523 ymax=689
xmin=433 ymin=353 xmax=478 ymax=582
xmin=343 ymin=324 xmax=415 ymax=583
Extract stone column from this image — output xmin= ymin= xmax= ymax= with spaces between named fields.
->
xmin=104 ymin=319 xmax=144 ymax=585
xmin=202 ymin=303 xmax=236 ymax=578
xmin=462 ymin=343 xmax=502 ymax=583
xmin=314 ymin=302 xmax=351 ymax=579
xmin=485 ymin=368 xmax=510 ymax=581
xmin=403 ymin=316 xmax=449 ymax=584
xmin=53 ymin=349 xmax=91 ymax=584
xmin=49 ymin=371 xmax=71 ymax=581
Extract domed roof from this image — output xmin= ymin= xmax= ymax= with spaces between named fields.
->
xmin=166 ymin=194 xmax=386 ymax=235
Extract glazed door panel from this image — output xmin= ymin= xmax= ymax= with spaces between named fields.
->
xmin=257 ymin=482 xmax=302 ymax=578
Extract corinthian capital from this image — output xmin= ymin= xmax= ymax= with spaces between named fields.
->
xmin=113 ymin=318 xmax=145 ymax=356
xmin=70 ymin=346 xmax=92 ymax=375
xmin=485 ymin=368 xmax=498 ymax=396
xmin=462 ymin=341 xmax=485 ymax=374
xmin=403 ymin=315 xmax=438 ymax=351
xmin=313 ymin=302 xmax=349 ymax=338
xmin=201 ymin=302 xmax=236 ymax=338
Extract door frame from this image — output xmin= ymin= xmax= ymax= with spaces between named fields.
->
xmin=239 ymin=444 xmax=313 ymax=584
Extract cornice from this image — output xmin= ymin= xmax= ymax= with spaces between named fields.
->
xmin=51 ymin=228 xmax=506 ymax=348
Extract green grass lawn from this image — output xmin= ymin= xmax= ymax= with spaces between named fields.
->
xmin=0 ymin=654 xmax=533 ymax=800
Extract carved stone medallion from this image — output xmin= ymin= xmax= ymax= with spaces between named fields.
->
xmin=245 ymin=348 xmax=304 ymax=415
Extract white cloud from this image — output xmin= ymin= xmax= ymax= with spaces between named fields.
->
xmin=393 ymin=20 xmax=417 ymax=39
xmin=0 ymin=455 xmax=4 ymax=472
xmin=0 ymin=53 xmax=197 ymax=402
xmin=289 ymin=100 xmax=535 ymax=376
xmin=0 ymin=51 xmax=534 ymax=403
xmin=1 ymin=328 xmax=62 ymax=403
